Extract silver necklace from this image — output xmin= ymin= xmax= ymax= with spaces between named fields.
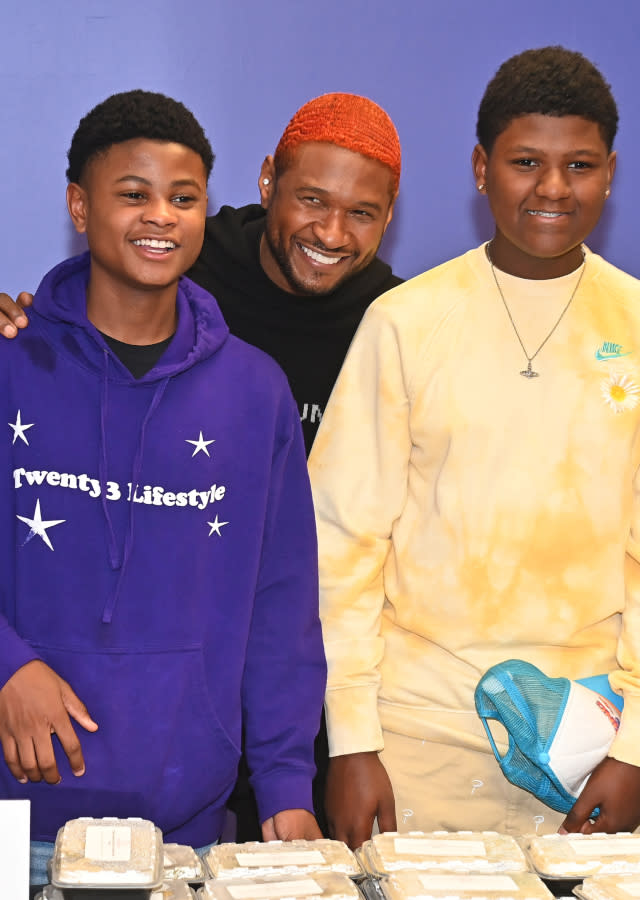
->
xmin=486 ymin=242 xmax=586 ymax=378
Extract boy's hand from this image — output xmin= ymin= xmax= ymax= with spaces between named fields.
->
xmin=325 ymin=751 xmax=396 ymax=849
xmin=0 ymin=660 xmax=98 ymax=784
xmin=560 ymin=756 xmax=640 ymax=834
xmin=0 ymin=291 xmax=32 ymax=338
xmin=261 ymin=809 xmax=322 ymax=841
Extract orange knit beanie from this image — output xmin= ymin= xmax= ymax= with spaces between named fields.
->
xmin=274 ymin=92 xmax=401 ymax=193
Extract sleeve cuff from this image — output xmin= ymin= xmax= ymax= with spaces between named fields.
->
xmin=252 ymin=769 xmax=314 ymax=825
xmin=325 ymin=685 xmax=383 ymax=757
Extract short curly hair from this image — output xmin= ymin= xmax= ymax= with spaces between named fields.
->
xmin=67 ymin=89 xmax=214 ymax=183
xmin=273 ymin=92 xmax=401 ymax=194
xmin=477 ymin=46 xmax=618 ymax=154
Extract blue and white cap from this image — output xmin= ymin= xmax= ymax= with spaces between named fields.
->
xmin=474 ymin=659 xmax=623 ymax=813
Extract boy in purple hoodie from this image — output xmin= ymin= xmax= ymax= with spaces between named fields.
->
xmin=0 ymin=89 xmax=325 ymax=885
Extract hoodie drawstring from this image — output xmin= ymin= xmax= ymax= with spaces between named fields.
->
xmin=99 ymin=347 xmax=171 ymax=624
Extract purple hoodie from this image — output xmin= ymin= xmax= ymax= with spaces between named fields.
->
xmin=0 ymin=252 xmax=325 ymax=844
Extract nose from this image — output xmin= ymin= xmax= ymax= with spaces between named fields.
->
xmin=535 ymin=166 xmax=571 ymax=200
xmin=142 ymin=197 xmax=177 ymax=227
xmin=312 ymin=209 xmax=349 ymax=249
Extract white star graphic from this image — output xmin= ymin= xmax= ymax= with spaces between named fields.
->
xmin=17 ymin=499 xmax=66 ymax=551
xmin=186 ymin=431 xmax=215 ymax=457
xmin=207 ymin=515 xmax=229 ymax=537
xmin=9 ymin=410 xmax=34 ymax=445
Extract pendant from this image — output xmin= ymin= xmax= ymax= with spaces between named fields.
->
xmin=520 ymin=361 xmax=539 ymax=379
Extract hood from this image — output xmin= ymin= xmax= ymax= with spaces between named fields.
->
xmin=33 ymin=250 xmax=229 ymax=383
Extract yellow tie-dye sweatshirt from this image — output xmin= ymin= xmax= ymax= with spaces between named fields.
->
xmin=308 ymin=244 xmax=640 ymax=767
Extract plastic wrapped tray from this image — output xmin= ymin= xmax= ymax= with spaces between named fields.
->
xmin=576 ymin=874 xmax=640 ymax=900
xmin=163 ymin=843 xmax=207 ymax=883
xmin=199 ymin=870 xmax=362 ymax=899
xmin=36 ymin=878 xmax=195 ymax=899
xmin=203 ymin=840 xmax=359 ymax=880
xmin=379 ymin=869 xmax=554 ymax=900
xmin=523 ymin=834 xmax=640 ymax=879
xmin=50 ymin=816 xmax=164 ymax=889
xmin=362 ymin=833 xmax=528 ymax=876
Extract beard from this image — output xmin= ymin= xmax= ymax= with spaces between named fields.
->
xmin=262 ymin=226 xmax=355 ymax=296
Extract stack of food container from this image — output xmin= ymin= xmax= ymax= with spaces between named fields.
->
xmin=199 ymin=838 xmax=362 ymax=899
xmin=34 ymin=816 xmax=205 ymax=899
xmin=356 ymin=831 xmax=549 ymax=900
xmin=522 ymin=833 xmax=640 ymax=898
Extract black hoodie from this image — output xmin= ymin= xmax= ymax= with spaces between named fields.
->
xmin=187 ymin=204 xmax=403 ymax=454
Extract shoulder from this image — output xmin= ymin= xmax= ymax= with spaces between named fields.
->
xmin=362 ymin=246 xmax=485 ymax=331
xmin=585 ymin=248 xmax=640 ymax=295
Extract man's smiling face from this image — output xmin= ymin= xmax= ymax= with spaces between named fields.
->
xmin=259 ymin=141 xmax=396 ymax=295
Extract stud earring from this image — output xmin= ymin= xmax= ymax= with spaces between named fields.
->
xmin=477 ymin=183 xmax=485 ymax=193
xmin=605 ymin=188 xmax=611 ymax=198
xmin=262 ymin=178 xmax=270 ymax=185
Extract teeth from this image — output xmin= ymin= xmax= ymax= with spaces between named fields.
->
xmin=300 ymin=245 xmax=341 ymax=265
xmin=527 ymin=211 xmax=563 ymax=218
xmin=133 ymin=239 xmax=176 ymax=249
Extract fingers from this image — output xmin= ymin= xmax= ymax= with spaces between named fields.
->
xmin=261 ymin=817 xmax=277 ymax=842
xmin=330 ymin=812 xmax=374 ymax=850
xmin=304 ymin=818 xmax=323 ymax=840
xmin=560 ymin=804 xmax=590 ymax=834
xmin=2 ymin=735 xmax=28 ymax=783
xmin=5 ymin=731 xmax=62 ymax=785
xmin=50 ymin=715 xmax=86 ymax=777
xmin=0 ymin=293 xmax=30 ymax=338
xmin=61 ymin=684 xmax=99 ymax=734
xmin=377 ymin=794 xmax=398 ymax=835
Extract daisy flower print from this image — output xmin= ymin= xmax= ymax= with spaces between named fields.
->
xmin=601 ymin=372 xmax=640 ymax=414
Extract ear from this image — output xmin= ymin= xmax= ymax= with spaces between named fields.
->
xmin=67 ymin=183 xmax=89 ymax=234
xmin=382 ymin=190 xmax=398 ymax=233
xmin=472 ymin=144 xmax=489 ymax=191
xmin=606 ymin=150 xmax=617 ymax=188
xmin=258 ymin=156 xmax=276 ymax=209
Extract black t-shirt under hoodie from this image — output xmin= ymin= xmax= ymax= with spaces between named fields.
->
xmin=187 ymin=204 xmax=402 ymax=455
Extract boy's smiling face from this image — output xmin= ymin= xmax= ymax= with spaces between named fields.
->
xmin=67 ymin=138 xmax=208 ymax=299
xmin=473 ymin=114 xmax=616 ymax=279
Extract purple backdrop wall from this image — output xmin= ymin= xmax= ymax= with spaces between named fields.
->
xmin=2 ymin=1 xmax=638 ymax=295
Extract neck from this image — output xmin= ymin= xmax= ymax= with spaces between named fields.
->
xmin=487 ymin=235 xmax=585 ymax=280
xmin=86 ymin=280 xmax=178 ymax=345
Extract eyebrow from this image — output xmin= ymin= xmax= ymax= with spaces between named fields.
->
xmin=509 ymin=144 xmax=603 ymax=157
xmin=114 ymin=175 xmax=204 ymax=189
xmin=297 ymin=184 xmax=384 ymax=212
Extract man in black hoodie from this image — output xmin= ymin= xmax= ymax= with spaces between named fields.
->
xmin=0 ymin=92 xmax=402 ymax=455
xmin=0 ymin=92 xmax=402 ymax=840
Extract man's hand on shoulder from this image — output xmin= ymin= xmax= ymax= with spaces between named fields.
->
xmin=0 ymin=660 xmax=98 ymax=784
xmin=560 ymin=756 xmax=640 ymax=834
xmin=0 ymin=292 xmax=32 ymax=338
xmin=261 ymin=809 xmax=322 ymax=842
xmin=325 ymin=751 xmax=396 ymax=849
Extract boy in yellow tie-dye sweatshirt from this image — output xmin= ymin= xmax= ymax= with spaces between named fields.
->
xmin=309 ymin=46 xmax=640 ymax=847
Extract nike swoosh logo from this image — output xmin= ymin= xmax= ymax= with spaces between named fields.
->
xmin=596 ymin=350 xmax=632 ymax=360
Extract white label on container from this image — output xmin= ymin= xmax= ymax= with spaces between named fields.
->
xmin=235 ymin=850 xmax=325 ymax=867
xmin=226 ymin=878 xmax=323 ymax=898
xmin=569 ymin=839 xmax=640 ymax=857
xmin=394 ymin=838 xmax=486 ymax=857
xmin=418 ymin=874 xmax=518 ymax=891
xmin=84 ymin=824 xmax=132 ymax=861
